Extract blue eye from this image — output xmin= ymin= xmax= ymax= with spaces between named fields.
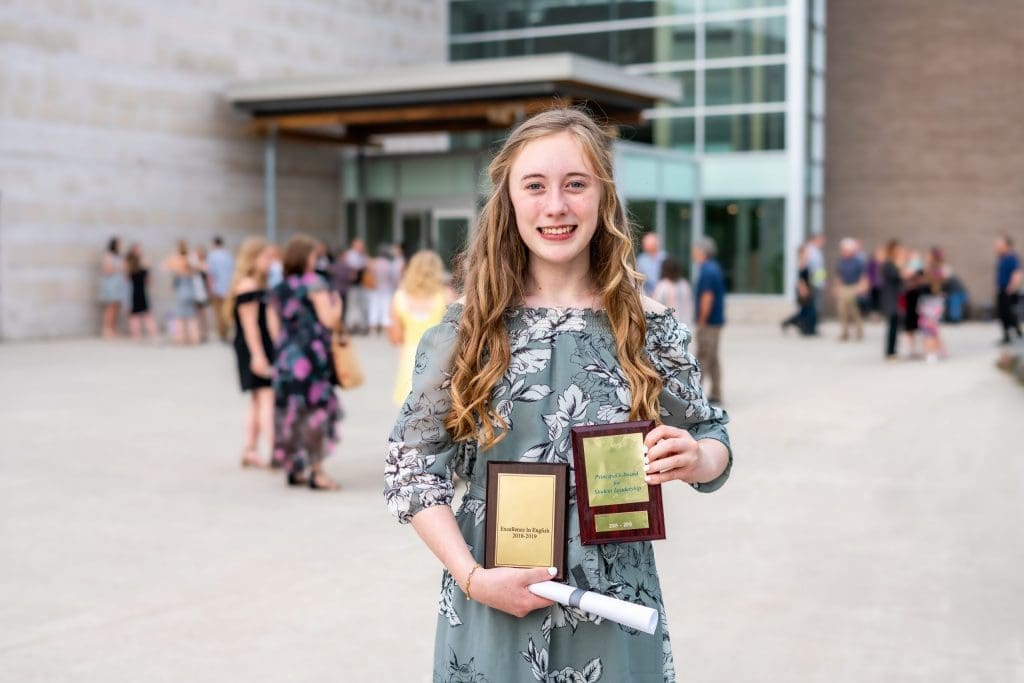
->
xmin=568 ymin=181 xmax=586 ymax=190
xmin=526 ymin=182 xmax=543 ymax=191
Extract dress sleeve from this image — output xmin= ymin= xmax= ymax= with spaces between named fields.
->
xmin=645 ymin=313 xmax=733 ymax=493
xmin=384 ymin=319 xmax=461 ymax=523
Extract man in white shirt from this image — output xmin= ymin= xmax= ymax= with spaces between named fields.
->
xmin=206 ymin=236 xmax=234 ymax=341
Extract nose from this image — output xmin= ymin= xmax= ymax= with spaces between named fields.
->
xmin=543 ymin=188 xmax=568 ymax=217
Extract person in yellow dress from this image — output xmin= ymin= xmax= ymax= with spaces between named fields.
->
xmin=390 ymin=250 xmax=450 ymax=405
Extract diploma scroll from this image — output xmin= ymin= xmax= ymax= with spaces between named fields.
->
xmin=528 ymin=581 xmax=659 ymax=635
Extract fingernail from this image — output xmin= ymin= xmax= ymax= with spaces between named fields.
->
xmin=548 ymin=567 xmax=557 ymax=576
xmin=643 ymin=464 xmax=650 ymax=472
xmin=642 ymin=445 xmax=649 ymax=454
xmin=644 ymin=475 xmax=653 ymax=483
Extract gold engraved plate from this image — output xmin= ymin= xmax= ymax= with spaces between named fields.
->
xmin=493 ymin=473 xmax=556 ymax=569
xmin=595 ymin=510 xmax=650 ymax=533
xmin=583 ymin=432 xmax=650 ymax=507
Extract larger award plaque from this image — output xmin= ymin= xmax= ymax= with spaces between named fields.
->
xmin=484 ymin=462 xmax=569 ymax=581
xmin=570 ymin=420 xmax=666 ymax=545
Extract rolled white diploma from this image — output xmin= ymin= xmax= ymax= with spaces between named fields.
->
xmin=528 ymin=581 xmax=659 ymax=635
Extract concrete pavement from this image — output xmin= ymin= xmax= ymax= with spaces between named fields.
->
xmin=1 ymin=321 xmax=1022 ymax=682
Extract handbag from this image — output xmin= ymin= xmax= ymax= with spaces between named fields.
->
xmin=331 ymin=323 xmax=364 ymax=389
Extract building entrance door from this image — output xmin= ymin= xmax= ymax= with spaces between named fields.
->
xmin=432 ymin=209 xmax=474 ymax=274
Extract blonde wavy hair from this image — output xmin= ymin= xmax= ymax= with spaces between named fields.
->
xmin=446 ymin=108 xmax=663 ymax=449
xmin=399 ymin=250 xmax=445 ymax=298
xmin=223 ymin=237 xmax=269 ymax=322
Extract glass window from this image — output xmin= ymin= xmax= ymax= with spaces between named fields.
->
xmin=704 ymin=0 xmax=786 ymax=11
xmin=529 ymin=0 xmax=612 ymax=26
xmin=450 ymin=0 xmax=529 ymax=34
xmin=627 ymin=200 xmax=657 ymax=250
xmin=703 ymin=198 xmax=784 ymax=294
xmin=705 ymin=64 xmax=785 ymax=106
xmin=365 ymin=201 xmax=395 ymax=257
xmin=664 ymin=201 xmax=693 ymax=275
xmin=616 ymin=24 xmax=695 ymax=64
xmin=705 ymin=112 xmax=785 ymax=152
xmin=450 ymin=39 xmax=528 ymax=61
xmin=705 ymin=16 xmax=786 ymax=59
xmin=616 ymin=0 xmax=695 ymax=19
xmin=652 ymin=116 xmax=696 ymax=152
xmin=533 ymin=31 xmax=610 ymax=61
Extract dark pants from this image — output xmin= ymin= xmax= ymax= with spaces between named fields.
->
xmin=997 ymin=291 xmax=1022 ymax=341
xmin=782 ymin=301 xmax=815 ymax=335
xmin=885 ymin=314 xmax=900 ymax=357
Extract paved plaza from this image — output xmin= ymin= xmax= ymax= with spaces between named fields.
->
xmin=1 ymin=321 xmax=1022 ymax=682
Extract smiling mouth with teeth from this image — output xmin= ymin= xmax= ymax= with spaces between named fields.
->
xmin=538 ymin=225 xmax=576 ymax=235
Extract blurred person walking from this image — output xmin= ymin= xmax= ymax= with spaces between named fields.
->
xmin=693 ymin=236 xmax=726 ymax=403
xmin=834 ymin=237 xmax=866 ymax=341
xmin=994 ymin=235 xmax=1022 ymax=345
xmin=206 ymin=236 xmax=234 ymax=342
xmin=270 ymin=234 xmax=343 ymax=490
xmin=226 ymin=238 xmax=276 ymax=469
xmin=162 ymin=240 xmax=200 ymax=345
xmin=918 ymin=247 xmax=949 ymax=363
xmin=192 ymin=245 xmax=212 ymax=342
xmin=636 ymin=231 xmax=666 ymax=296
xmin=389 ymin=250 xmax=448 ymax=406
xmin=367 ymin=243 xmax=396 ymax=335
xmin=902 ymin=249 xmax=926 ymax=358
xmin=343 ymin=238 xmax=368 ymax=334
xmin=805 ymin=233 xmax=827 ymax=333
xmin=866 ymin=245 xmax=885 ymax=317
xmin=781 ymin=243 xmax=815 ymax=336
xmin=125 ymin=243 xmax=158 ymax=341
xmin=880 ymin=240 xmax=904 ymax=360
xmin=98 ymin=236 xmax=127 ymax=338
xmin=651 ymin=257 xmax=693 ymax=328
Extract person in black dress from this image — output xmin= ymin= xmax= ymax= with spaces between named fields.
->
xmin=880 ymin=240 xmax=905 ymax=360
xmin=126 ymin=243 xmax=158 ymax=341
xmin=225 ymin=237 xmax=278 ymax=469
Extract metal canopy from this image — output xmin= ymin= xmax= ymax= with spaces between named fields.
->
xmin=224 ymin=53 xmax=681 ymax=144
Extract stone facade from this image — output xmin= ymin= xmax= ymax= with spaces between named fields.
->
xmin=826 ymin=0 xmax=1024 ymax=312
xmin=0 ymin=0 xmax=445 ymax=339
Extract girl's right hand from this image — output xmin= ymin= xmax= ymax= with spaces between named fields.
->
xmin=467 ymin=566 xmax=556 ymax=618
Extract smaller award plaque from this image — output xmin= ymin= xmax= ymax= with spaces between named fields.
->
xmin=570 ymin=420 xmax=666 ymax=545
xmin=485 ymin=462 xmax=569 ymax=581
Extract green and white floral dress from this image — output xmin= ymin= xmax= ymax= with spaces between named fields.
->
xmin=385 ymin=305 xmax=732 ymax=683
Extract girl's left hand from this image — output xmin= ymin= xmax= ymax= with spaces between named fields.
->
xmin=643 ymin=425 xmax=703 ymax=485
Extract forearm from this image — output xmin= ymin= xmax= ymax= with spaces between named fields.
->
xmin=239 ymin=307 xmax=265 ymax=360
xmin=409 ymin=505 xmax=477 ymax=588
xmin=698 ymin=293 xmax=712 ymax=325
xmin=691 ymin=438 xmax=730 ymax=485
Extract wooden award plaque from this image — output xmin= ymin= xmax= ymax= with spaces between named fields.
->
xmin=570 ymin=420 xmax=666 ymax=545
xmin=484 ymin=461 xmax=569 ymax=580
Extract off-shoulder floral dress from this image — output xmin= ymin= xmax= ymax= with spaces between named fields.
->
xmin=385 ymin=305 xmax=732 ymax=683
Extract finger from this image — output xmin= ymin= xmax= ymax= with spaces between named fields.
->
xmin=644 ymin=425 xmax=682 ymax=449
xmin=646 ymin=435 xmax=697 ymax=463
xmin=646 ymin=450 xmax=699 ymax=475
xmin=524 ymin=566 xmax=558 ymax=586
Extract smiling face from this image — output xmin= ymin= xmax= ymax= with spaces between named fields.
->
xmin=508 ymin=130 xmax=601 ymax=275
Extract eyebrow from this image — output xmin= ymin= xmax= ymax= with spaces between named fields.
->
xmin=519 ymin=172 xmax=592 ymax=181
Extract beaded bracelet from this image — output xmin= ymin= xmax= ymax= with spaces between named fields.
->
xmin=463 ymin=563 xmax=482 ymax=601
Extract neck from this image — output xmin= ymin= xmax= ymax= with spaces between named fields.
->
xmin=522 ymin=257 xmax=598 ymax=309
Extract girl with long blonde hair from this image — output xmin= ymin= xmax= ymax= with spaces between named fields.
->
xmin=384 ymin=108 xmax=733 ymax=681
xmin=389 ymin=249 xmax=450 ymax=405
xmin=226 ymin=237 xmax=277 ymax=468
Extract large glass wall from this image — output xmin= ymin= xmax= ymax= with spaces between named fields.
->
xmin=449 ymin=0 xmax=802 ymax=295
xmin=450 ymin=0 xmax=789 ymax=157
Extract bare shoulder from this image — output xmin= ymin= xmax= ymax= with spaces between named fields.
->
xmin=641 ymin=296 xmax=668 ymax=315
xmin=235 ymin=276 xmax=257 ymax=294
